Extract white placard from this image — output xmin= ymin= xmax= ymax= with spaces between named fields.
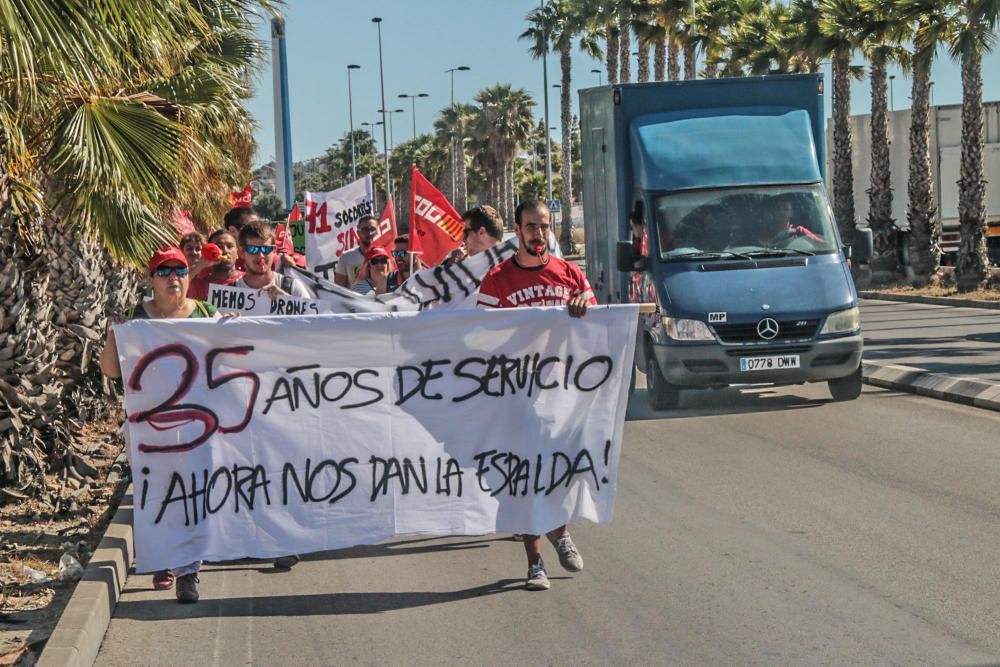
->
xmin=304 ymin=175 xmax=375 ymax=277
xmin=207 ymin=284 xmax=330 ymax=316
xmin=114 ymin=306 xmax=637 ymax=572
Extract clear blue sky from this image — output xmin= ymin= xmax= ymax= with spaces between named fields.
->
xmin=246 ymin=0 xmax=1000 ymax=168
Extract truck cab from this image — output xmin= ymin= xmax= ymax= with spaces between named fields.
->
xmin=580 ymin=74 xmax=864 ymax=409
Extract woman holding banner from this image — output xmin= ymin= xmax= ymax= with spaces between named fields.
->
xmin=99 ymin=247 xmax=228 ymax=603
xmin=351 ymin=246 xmax=400 ymax=296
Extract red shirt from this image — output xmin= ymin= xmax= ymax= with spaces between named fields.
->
xmin=477 ymin=256 xmax=597 ymax=308
xmin=187 ymin=268 xmax=245 ymax=300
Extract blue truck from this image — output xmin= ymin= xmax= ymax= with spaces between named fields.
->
xmin=579 ymin=73 xmax=865 ymax=409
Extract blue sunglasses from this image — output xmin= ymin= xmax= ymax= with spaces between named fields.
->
xmin=243 ymin=244 xmax=275 ymax=255
xmin=154 ymin=266 xmax=190 ymax=278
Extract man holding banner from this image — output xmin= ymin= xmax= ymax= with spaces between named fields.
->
xmin=334 ymin=215 xmax=379 ymax=288
xmin=478 ymin=199 xmax=596 ymax=591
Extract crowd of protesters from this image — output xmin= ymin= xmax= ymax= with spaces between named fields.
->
xmin=101 ymin=197 xmax=596 ymax=602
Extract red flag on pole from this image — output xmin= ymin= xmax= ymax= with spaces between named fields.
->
xmin=288 ymin=201 xmax=303 ymax=222
xmin=229 ymin=183 xmax=252 ymax=208
xmin=409 ymin=166 xmax=463 ymax=266
xmin=372 ymin=196 xmax=398 ymax=251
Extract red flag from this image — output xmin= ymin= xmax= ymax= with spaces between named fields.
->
xmin=274 ymin=224 xmax=295 ymax=254
xmin=409 ymin=167 xmax=463 ymax=266
xmin=288 ymin=200 xmax=303 ymax=222
xmin=372 ymin=197 xmax=398 ymax=251
xmin=229 ymin=183 xmax=252 ymax=208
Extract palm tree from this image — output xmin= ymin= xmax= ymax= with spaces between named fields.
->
xmin=899 ymin=0 xmax=952 ymax=284
xmin=580 ymin=0 xmax=620 ymax=84
xmin=0 ymin=0 xmax=276 ymax=497
xmin=619 ymin=3 xmax=633 ymax=83
xmin=816 ymin=0 xmax=866 ymax=241
xmin=942 ymin=1 xmax=999 ymax=291
xmin=434 ymin=103 xmax=478 ymax=212
xmin=522 ymin=1 xmax=601 ymax=253
xmin=632 ymin=0 xmax=664 ymax=80
xmin=473 ymin=85 xmax=536 ymax=223
xmin=856 ymin=2 xmax=913 ymax=271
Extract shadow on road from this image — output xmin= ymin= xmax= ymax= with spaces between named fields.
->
xmin=626 ymin=387 xmax=827 ymax=422
xmin=113 ymin=578 xmax=524 ymax=620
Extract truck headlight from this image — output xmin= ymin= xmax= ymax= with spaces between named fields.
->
xmin=663 ymin=317 xmax=716 ymax=341
xmin=820 ymin=306 xmax=860 ymax=335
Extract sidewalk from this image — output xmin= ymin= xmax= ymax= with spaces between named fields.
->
xmin=861 ymin=298 xmax=1000 ymax=408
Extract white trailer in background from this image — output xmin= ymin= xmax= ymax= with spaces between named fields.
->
xmin=830 ymin=101 xmax=1000 ymax=263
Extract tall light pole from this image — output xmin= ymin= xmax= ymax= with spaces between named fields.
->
xmin=378 ymin=108 xmax=404 ymax=152
xmin=591 ymin=68 xmax=602 ymax=85
xmin=889 ymin=74 xmax=896 ymax=112
xmin=446 ymin=66 xmax=470 ymax=205
xmin=347 ymin=64 xmax=360 ymax=180
xmin=398 ymin=93 xmax=429 ymax=139
xmin=371 ymin=17 xmax=391 ymax=201
xmin=541 ymin=0 xmax=553 ymax=203
xmin=270 ymin=18 xmax=294 ymax=209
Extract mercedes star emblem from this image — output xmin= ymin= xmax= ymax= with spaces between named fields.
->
xmin=757 ymin=317 xmax=780 ymax=340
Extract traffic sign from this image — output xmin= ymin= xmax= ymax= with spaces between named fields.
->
xmin=546 ymin=198 xmax=561 ymax=212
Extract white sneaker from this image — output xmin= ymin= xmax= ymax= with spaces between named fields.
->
xmin=525 ymin=559 xmax=550 ymax=590
xmin=548 ymin=533 xmax=584 ymax=572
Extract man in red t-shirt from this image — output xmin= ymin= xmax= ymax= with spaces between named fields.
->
xmin=477 ymin=199 xmax=596 ymax=591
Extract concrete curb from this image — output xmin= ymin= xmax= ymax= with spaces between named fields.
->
xmin=862 ymin=360 xmax=1000 ymax=411
xmin=36 ymin=491 xmax=134 ymax=667
xmin=859 ymin=290 xmax=1000 ymax=310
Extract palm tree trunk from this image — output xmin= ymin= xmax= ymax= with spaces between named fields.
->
xmin=637 ymin=41 xmax=651 ymax=82
xmin=668 ymin=39 xmax=680 ymax=81
xmin=866 ymin=52 xmax=895 ymax=270
xmin=683 ymin=41 xmax=696 ymax=80
xmin=907 ymin=40 xmax=940 ymax=284
xmin=606 ymin=28 xmax=619 ymax=85
xmin=619 ymin=16 xmax=631 ymax=83
xmin=654 ymin=36 xmax=666 ymax=81
xmin=955 ymin=48 xmax=989 ymax=292
xmin=831 ymin=49 xmax=855 ymax=240
xmin=559 ymin=44 xmax=575 ymax=254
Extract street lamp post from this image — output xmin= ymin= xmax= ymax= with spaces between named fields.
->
xmin=378 ymin=108 xmax=405 ymax=152
xmin=541 ymin=1 xmax=553 ymax=204
xmin=398 ymin=93 xmax=429 ymax=140
xmin=889 ymin=74 xmax=896 ymax=112
xmin=591 ymin=68 xmax=602 ymax=85
xmin=347 ymin=64 xmax=360 ymax=180
xmin=371 ymin=18 xmax=391 ymax=202
xmin=446 ymin=66 xmax=470 ymax=206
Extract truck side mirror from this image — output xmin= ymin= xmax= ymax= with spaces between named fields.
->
xmin=853 ymin=227 xmax=873 ymax=264
xmin=617 ymin=241 xmax=646 ymax=272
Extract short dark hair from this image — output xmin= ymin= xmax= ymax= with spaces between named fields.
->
xmin=462 ymin=205 xmax=504 ymax=241
xmin=357 ymin=215 xmax=378 ymax=228
xmin=514 ymin=199 xmax=549 ymax=225
xmin=394 ymin=233 xmax=409 ymax=245
xmin=224 ymin=206 xmax=258 ymax=232
xmin=239 ymin=220 xmax=275 ymax=247
xmin=208 ymin=228 xmax=233 ymax=244
xmin=179 ymin=231 xmax=205 ymax=248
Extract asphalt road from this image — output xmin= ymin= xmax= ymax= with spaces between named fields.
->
xmin=96 ymin=381 xmax=1000 ymax=666
xmin=861 ymin=299 xmax=1000 ymax=382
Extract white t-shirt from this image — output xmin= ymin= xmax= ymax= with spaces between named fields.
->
xmin=333 ymin=248 xmax=365 ymax=285
xmin=235 ymin=273 xmax=313 ymax=299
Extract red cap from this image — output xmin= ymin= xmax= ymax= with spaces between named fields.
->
xmin=148 ymin=247 xmax=189 ymax=275
xmin=364 ymin=246 xmax=391 ymax=261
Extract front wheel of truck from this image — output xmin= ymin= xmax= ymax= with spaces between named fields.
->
xmin=828 ymin=364 xmax=863 ymax=401
xmin=645 ymin=342 xmax=681 ymax=410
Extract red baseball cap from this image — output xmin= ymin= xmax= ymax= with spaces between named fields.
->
xmin=148 ymin=247 xmax=189 ymax=275
xmin=364 ymin=246 xmax=391 ymax=261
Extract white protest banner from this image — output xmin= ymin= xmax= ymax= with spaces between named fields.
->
xmin=207 ymin=284 xmax=330 ymax=317
xmin=304 ymin=175 xmax=375 ymax=277
xmin=114 ymin=306 xmax=637 ymax=572
xmin=284 ymin=240 xmax=518 ymax=314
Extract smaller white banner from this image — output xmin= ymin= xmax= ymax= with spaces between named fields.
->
xmin=305 ymin=176 xmax=375 ymax=277
xmin=207 ymin=284 xmax=331 ymax=317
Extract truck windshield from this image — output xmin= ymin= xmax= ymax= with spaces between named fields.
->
xmin=654 ymin=185 xmax=839 ymax=261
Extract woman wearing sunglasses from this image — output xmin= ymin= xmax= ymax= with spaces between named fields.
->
xmin=351 ymin=246 xmax=400 ymax=296
xmin=99 ymin=246 xmax=231 ymax=603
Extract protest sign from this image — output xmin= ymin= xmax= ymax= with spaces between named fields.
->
xmin=114 ymin=306 xmax=637 ymax=571
xmin=305 ymin=176 xmax=375 ymax=278
xmin=288 ymin=201 xmax=305 ymax=254
xmin=207 ymin=284 xmax=330 ymax=316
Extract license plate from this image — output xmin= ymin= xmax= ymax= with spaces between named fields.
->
xmin=739 ymin=355 xmax=800 ymax=372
